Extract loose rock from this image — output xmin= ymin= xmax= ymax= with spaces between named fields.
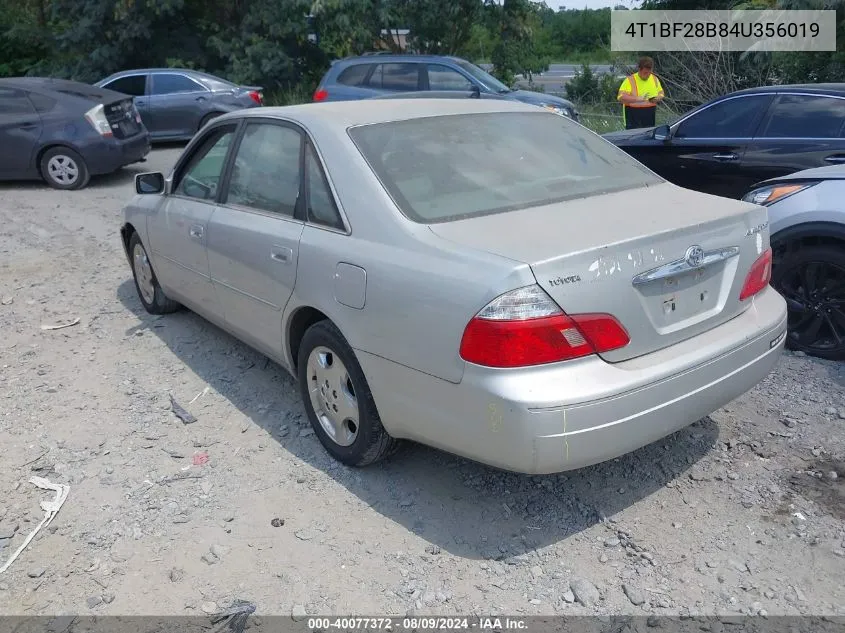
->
xmin=570 ymin=577 xmax=600 ymax=607
xmin=28 ymin=568 xmax=46 ymax=579
xmin=87 ymin=596 xmax=103 ymax=609
xmin=291 ymin=604 xmax=308 ymax=621
xmin=622 ymin=584 xmax=646 ymax=606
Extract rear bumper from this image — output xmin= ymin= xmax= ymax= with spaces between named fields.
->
xmin=357 ymin=286 xmax=788 ymax=474
xmin=81 ymin=133 xmax=151 ymax=176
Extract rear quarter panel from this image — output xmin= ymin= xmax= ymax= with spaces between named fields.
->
xmin=286 ymin=120 xmax=534 ymax=384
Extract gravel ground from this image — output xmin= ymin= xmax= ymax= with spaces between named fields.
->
xmin=0 ymin=147 xmax=844 ymax=618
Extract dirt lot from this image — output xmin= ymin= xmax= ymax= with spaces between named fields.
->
xmin=0 ymin=147 xmax=844 ymax=618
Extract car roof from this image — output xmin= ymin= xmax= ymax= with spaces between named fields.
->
xmin=221 ymin=98 xmax=540 ymax=129
xmin=0 ymin=77 xmax=127 ymax=101
xmin=731 ymin=83 xmax=845 ymax=96
xmin=333 ymin=54 xmax=470 ymax=65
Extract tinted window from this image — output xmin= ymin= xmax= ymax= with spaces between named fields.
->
xmin=349 ymin=111 xmax=660 ymax=224
xmin=174 ymin=126 xmax=235 ymax=200
xmin=103 ymin=75 xmax=147 ymax=96
xmin=427 ymin=65 xmax=473 ymax=91
xmin=759 ymin=94 xmax=845 ymax=138
xmin=0 ymin=88 xmax=36 ymax=115
xmin=337 ymin=64 xmax=370 ymax=87
xmin=27 ymin=92 xmax=57 ymax=113
xmin=225 ymin=123 xmax=302 ymax=216
xmin=305 ymin=144 xmax=343 ymax=230
xmin=367 ymin=63 xmax=419 ymax=91
xmin=152 ymin=73 xmax=204 ymax=95
xmin=676 ymin=95 xmax=769 ymax=139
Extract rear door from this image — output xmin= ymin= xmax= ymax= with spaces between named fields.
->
xmin=206 ymin=119 xmax=305 ymax=359
xmin=742 ymin=93 xmax=845 ymax=184
xmin=99 ymin=74 xmax=149 ymax=127
xmin=0 ymin=87 xmax=42 ymax=177
xmin=659 ymin=94 xmax=772 ymax=198
xmin=148 ymin=72 xmax=208 ymax=138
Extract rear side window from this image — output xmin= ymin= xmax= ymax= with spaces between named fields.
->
xmin=27 ymin=92 xmax=58 ymax=113
xmin=367 ymin=64 xmax=419 ymax=91
xmin=102 ymin=75 xmax=147 ymax=96
xmin=349 ymin=111 xmax=660 ymax=224
xmin=676 ymin=95 xmax=770 ymax=139
xmin=305 ymin=143 xmax=344 ymax=230
xmin=759 ymin=94 xmax=845 ymax=138
xmin=337 ymin=64 xmax=370 ymax=87
xmin=0 ymin=88 xmax=37 ymax=115
xmin=152 ymin=73 xmax=204 ymax=95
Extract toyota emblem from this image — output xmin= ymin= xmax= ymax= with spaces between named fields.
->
xmin=685 ymin=245 xmax=704 ymax=268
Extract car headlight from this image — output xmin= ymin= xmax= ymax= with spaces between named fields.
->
xmin=541 ymin=104 xmax=572 ymax=118
xmin=742 ymin=182 xmax=817 ymax=206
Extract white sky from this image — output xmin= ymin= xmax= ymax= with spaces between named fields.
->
xmin=545 ymin=0 xmax=641 ymax=8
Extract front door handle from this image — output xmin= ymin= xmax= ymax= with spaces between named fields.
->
xmin=824 ymin=154 xmax=845 ymax=163
xmin=189 ymin=225 xmax=204 ymax=240
xmin=712 ymin=152 xmax=738 ymax=161
xmin=270 ymin=246 xmax=293 ymax=264
xmin=20 ymin=121 xmax=38 ymax=130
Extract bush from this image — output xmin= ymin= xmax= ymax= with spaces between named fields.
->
xmin=565 ymin=63 xmax=621 ymax=106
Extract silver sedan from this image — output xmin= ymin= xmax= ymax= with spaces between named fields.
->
xmin=120 ymin=99 xmax=788 ymax=474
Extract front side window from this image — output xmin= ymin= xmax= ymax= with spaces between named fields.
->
xmin=152 ymin=73 xmax=204 ymax=95
xmin=427 ymin=65 xmax=473 ymax=91
xmin=225 ymin=122 xmax=302 ymax=216
xmin=675 ymin=95 xmax=769 ymax=139
xmin=349 ymin=111 xmax=660 ymax=224
xmin=103 ymin=75 xmax=147 ymax=97
xmin=173 ymin=126 xmax=235 ymax=200
xmin=759 ymin=94 xmax=845 ymax=138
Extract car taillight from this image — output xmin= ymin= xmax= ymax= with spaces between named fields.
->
xmin=739 ymin=248 xmax=772 ymax=301
xmin=313 ymin=88 xmax=328 ymax=102
xmin=84 ymin=104 xmax=113 ymax=137
xmin=459 ymin=285 xmax=630 ymax=368
xmin=248 ymin=90 xmax=263 ymax=105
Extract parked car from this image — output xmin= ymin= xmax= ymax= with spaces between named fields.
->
xmin=94 ymin=68 xmax=264 ymax=142
xmin=603 ymin=84 xmax=845 ymax=199
xmin=742 ymin=164 xmax=845 ymax=360
xmin=120 ymin=99 xmax=786 ymax=474
xmin=0 ymin=77 xmax=150 ymax=190
xmin=313 ymin=54 xmax=580 ymax=121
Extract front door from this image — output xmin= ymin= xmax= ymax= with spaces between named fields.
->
xmin=146 ymin=123 xmax=237 ymax=317
xmin=147 ymin=73 xmax=208 ymax=139
xmin=661 ymin=94 xmax=773 ymax=198
xmin=0 ymin=88 xmax=42 ymax=176
xmin=206 ymin=120 xmax=305 ymax=359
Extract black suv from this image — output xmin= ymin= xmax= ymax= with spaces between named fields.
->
xmin=313 ymin=54 xmax=579 ymax=121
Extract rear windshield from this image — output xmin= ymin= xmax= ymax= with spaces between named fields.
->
xmin=348 ymin=111 xmax=661 ymax=224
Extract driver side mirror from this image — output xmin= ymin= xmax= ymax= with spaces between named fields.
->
xmin=135 ymin=172 xmax=165 ymax=195
xmin=653 ymin=124 xmax=672 ymax=142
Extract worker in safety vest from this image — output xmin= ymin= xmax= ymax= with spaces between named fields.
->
xmin=617 ymin=56 xmax=664 ymax=130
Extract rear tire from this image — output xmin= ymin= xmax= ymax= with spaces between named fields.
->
xmin=128 ymin=232 xmax=181 ymax=315
xmin=771 ymin=243 xmax=845 ymax=361
xmin=40 ymin=147 xmax=90 ymax=190
xmin=297 ymin=320 xmax=399 ymax=467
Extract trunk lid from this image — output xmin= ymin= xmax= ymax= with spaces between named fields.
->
xmin=103 ymin=97 xmax=143 ymax=138
xmin=428 ymin=182 xmax=770 ymax=362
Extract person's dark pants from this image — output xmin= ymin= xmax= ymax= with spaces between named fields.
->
xmin=624 ymin=105 xmax=657 ymax=129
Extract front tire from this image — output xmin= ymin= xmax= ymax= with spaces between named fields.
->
xmin=128 ymin=232 xmax=181 ymax=315
xmin=771 ymin=243 xmax=845 ymax=361
xmin=297 ymin=320 xmax=398 ymax=467
xmin=40 ymin=147 xmax=90 ymax=190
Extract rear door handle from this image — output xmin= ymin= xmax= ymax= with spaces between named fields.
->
xmin=712 ymin=152 xmax=738 ymax=161
xmin=189 ymin=225 xmax=204 ymax=240
xmin=270 ymin=246 xmax=293 ymax=264
xmin=20 ymin=121 xmax=39 ymax=130
xmin=824 ymin=155 xmax=845 ymax=163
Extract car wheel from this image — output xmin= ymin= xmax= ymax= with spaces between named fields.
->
xmin=128 ymin=232 xmax=181 ymax=315
xmin=297 ymin=320 xmax=399 ymax=467
xmin=40 ymin=147 xmax=90 ymax=190
xmin=771 ymin=244 xmax=845 ymax=361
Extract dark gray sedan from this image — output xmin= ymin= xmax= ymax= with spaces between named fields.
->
xmin=95 ymin=69 xmax=264 ymax=142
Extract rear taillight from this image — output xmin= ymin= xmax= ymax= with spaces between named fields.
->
xmin=739 ymin=248 xmax=772 ymax=301
xmin=459 ymin=285 xmax=629 ymax=368
xmin=313 ymin=88 xmax=328 ymax=102
xmin=84 ymin=104 xmax=113 ymax=137
xmin=248 ymin=90 xmax=263 ymax=105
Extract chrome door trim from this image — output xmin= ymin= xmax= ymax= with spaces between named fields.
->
xmin=632 ymin=246 xmax=740 ymax=287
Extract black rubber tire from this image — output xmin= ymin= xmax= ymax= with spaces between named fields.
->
xmin=771 ymin=244 xmax=845 ymax=361
xmin=297 ymin=320 xmax=399 ymax=467
xmin=198 ymin=112 xmax=223 ymax=132
xmin=40 ymin=146 xmax=90 ymax=190
xmin=128 ymin=232 xmax=181 ymax=315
